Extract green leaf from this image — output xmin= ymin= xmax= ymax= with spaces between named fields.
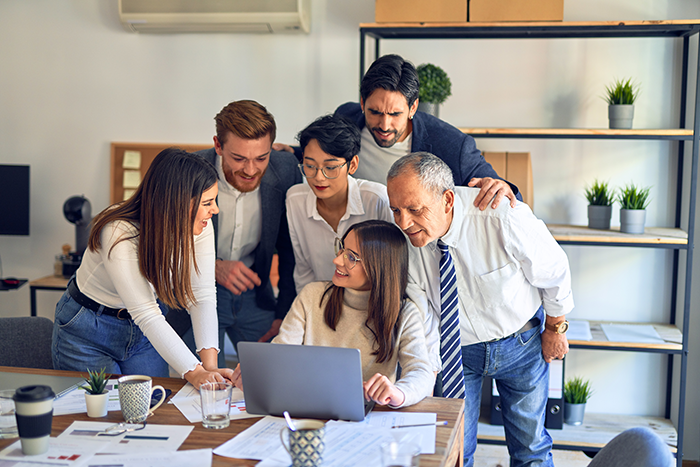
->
xmin=564 ymin=376 xmax=594 ymax=404
xmin=417 ymin=63 xmax=452 ymax=105
xmin=617 ymin=183 xmax=652 ymax=210
xmin=81 ymin=367 xmax=111 ymax=395
xmin=584 ymin=179 xmax=614 ymax=206
xmin=603 ymin=77 xmax=640 ymax=105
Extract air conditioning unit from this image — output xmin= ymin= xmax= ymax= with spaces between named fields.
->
xmin=118 ymin=0 xmax=310 ymax=34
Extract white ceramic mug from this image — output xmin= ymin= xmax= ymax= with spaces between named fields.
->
xmin=117 ymin=375 xmax=165 ymax=423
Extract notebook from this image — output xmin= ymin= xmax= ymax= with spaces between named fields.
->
xmin=0 ymin=371 xmax=84 ymax=398
xmin=237 ymin=342 xmax=374 ymax=421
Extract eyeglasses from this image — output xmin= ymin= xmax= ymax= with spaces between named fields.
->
xmin=334 ymin=238 xmax=362 ymax=270
xmin=96 ymin=421 xmax=147 ymax=436
xmin=298 ymin=161 xmax=348 ymax=180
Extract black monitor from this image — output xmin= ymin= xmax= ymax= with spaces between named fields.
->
xmin=0 ymin=164 xmax=30 ymax=236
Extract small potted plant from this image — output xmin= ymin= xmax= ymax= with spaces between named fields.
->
xmin=584 ymin=179 xmax=614 ymax=230
xmin=617 ymin=183 xmax=651 ymax=234
xmin=81 ymin=367 xmax=111 ymax=418
xmin=416 ymin=63 xmax=452 ymax=118
xmin=604 ymin=78 xmax=640 ymax=129
xmin=564 ymin=376 xmax=594 ymax=426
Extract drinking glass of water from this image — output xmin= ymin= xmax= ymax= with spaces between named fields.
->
xmin=200 ymin=381 xmax=232 ymax=429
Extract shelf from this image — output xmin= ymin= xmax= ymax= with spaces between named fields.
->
xmin=462 ymin=128 xmax=694 ymax=140
xmin=569 ymin=321 xmax=682 ymax=353
xmin=360 ymin=20 xmax=700 ymax=40
xmin=547 ymin=224 xmax=688 ymax=248
xmin=478 ymin=413 xmax=677 ymax=452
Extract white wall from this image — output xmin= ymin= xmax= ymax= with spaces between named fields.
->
xmin=1 ymin=0 xmax=699 ymax=460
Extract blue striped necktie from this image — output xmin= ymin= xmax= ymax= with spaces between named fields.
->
xmin=438 ymin=240 xmax=465 ymax=399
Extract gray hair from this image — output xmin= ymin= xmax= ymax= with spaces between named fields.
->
xmin=387 ymin=152 xmax=455 ymax=198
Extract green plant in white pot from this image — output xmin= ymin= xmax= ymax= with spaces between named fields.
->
xmin=604 ymin=78 xmax=639 ymax=129
xmin=416 ymin=63 xmax=452 ymax=118
xmin=617 ymin=183 xmax=651 ymax=234
xmin=81 ymin=368 xmax=111 ymax=418
xmin=564 ymin=376 xmax=593 ymax=426
xmin=584 ymin=179 xmax=614 ymax=230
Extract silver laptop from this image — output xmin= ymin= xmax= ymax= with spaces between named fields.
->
xmin=238 ymin=342 xmax=374 ymax=421
xmin=0 ymin=371 xmax=84 ymax=398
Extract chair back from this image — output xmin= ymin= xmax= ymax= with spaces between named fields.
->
xmin=0 ymin=317 xmax=54 ymax=369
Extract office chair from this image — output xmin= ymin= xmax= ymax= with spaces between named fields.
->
xmin=0 ymin=316 xmax=54 ymax=369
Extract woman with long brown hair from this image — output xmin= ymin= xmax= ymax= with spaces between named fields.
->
xmin=52 ymin=148 xmax=233 ymax=387
xmin=271 ymin=219 xmax=433 ymax=407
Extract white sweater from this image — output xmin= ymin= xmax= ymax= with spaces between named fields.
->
xmin=76 ymin=220 xmax=218 ymax=377
xmin=273 ymin=281 xmax=435 ymax=407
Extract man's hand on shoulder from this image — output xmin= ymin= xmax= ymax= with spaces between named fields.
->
xmin=468 ymin=177 xmax=517 ymax=210
xmin=215 ymin=260 xmax=262 ymax=295
xmin=272 ymin=143 xmax=295 ymax=154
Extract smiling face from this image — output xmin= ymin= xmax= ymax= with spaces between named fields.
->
xmin=193 ymin=183 xmax=219 ymax=235
xmin=302 ymin=139 xmax=358 ymax=203
xmin=215 ymin=132 xmax=271 ymax=193
xmin=331 ymin=230 xmax=370 ymax=291
xmin=361 ymin=89 xmax=419 ymax=148
xmin=387 ymin=171 xmax=454 ymax=248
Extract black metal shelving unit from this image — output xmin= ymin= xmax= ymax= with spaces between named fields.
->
xmin=360 ymin=20 xmax=700 ymax=465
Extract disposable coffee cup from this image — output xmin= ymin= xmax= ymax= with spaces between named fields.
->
xmin=13 ymin=385 xmax=55 ymax=455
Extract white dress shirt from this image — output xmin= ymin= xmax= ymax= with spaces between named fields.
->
xmin=286 ymin=176 xmax=394 ymax=293
xmin=353 ymin=127 xmax=412 ymax=184
xmin=76 ymin=220 xmax=218 ymax=378
xmin=406 ymin=187 xmax=574 ymax=367
xmin=215 ymin=155 xmax=261 ymax=267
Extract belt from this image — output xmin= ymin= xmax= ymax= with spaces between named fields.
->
xmin=488 ymin=316 xmax=541 ymax=343
xmin=67 ymin=278 xmax=132 ymax=320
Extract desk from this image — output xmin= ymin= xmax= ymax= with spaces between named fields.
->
xmin=0 ymin=367 xmax=465 ymax=467
xmin=28 ymin=275 xmax=69 ymax=317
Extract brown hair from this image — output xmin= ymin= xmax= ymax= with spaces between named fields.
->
xmin=215 ymin=100 xmax=277 ymax=146
xmin=321 ymin=220 xmax=409 ymax=363
xmin=88 ymin=148 xmax=218 ymax=309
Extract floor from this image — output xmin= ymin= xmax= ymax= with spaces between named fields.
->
xmin=475 ymin=444 xmax=592 ymax=466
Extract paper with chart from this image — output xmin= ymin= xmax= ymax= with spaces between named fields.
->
xmin=57 ymin=421 xmax=193 ymax=453
xmin=53 ymin=379 xmax=121 ymax=416
xmin=601 ymin=323 xmax=665 ymax=344
xmin=0 ymin=437 xmax=110 ymax=466
xmin=170 ymin=382 xmax=257 ymax=422
xmin=76 ymin=448 xmax=213 ymax=467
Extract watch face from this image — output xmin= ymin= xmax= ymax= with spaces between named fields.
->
xmin=558 ymin=321 xmax=569 ymax=333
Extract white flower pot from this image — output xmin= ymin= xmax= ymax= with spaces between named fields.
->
xmin=608 ymin=104 xmax=634 ymax=129
xmin=85 ymin=392 xmax=109 ymax=418
xmin=620 ymin=208 xmax=646 ymax=234
xmin=587 ymin=205 xmax=612 ymax=230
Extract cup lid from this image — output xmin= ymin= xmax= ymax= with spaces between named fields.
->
xmin=13 ymin=385 xmax=55 ymax=402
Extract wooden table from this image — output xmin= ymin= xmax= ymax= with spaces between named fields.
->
xmin=0 ymin=367 xmax=464 ymax=467
xmin=28 ymin=275 xmax=69 ymax=316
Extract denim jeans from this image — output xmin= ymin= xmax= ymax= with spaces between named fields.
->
xmin=462 ymin=309 xmax=553 ymax=467
xmin=52 ymin=292 xmax=168 ymax=377
xmin=184 ymin=285 xmax=274 ymax=368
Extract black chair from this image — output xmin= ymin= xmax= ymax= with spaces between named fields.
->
xmin=0 ymin=317 xmax=54 ymax=369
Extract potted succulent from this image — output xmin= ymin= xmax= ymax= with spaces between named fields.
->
xmin=564 ymin=376 xmax=594 ymax=426
xmin=81 ymin=368 xmax=111 ymax=418
xmin=584 ymin=179 xmax=614 ymax=230
xmin=618 ymin=183 xmax=651 ymax=234
xmin=416 ymin=63 xmax=452 ymax=118
xmin=604 ymin=78 xmax=640 ymax=129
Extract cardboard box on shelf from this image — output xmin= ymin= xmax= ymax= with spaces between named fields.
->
xmin=375 ymin=0 xmax=467 ymax=23
xmin=469 ymin=0 xmax=563 ymax=22
xmin=483 ymin=151 xmax=534 ymax=208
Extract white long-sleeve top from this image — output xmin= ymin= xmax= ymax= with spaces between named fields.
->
xmin=406 ymin=187 xmax=574 ymax=369
xmin=76 ymin=219 xmax=219 ymax=377
xmin=273 ymin=282 xmax=435 ymax=408
xmin=285 ymin=176 xmax=394 ymax=293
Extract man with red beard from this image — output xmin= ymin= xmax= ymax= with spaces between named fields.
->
xmin=176 ymin=100 xmax=301 ymax=367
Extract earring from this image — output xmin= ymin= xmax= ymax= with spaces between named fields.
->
xmin=409 ymin=114 xmax=414 ymax=120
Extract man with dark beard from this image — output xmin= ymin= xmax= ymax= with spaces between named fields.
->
xmin=178 ymin=100 xmax=301 ymax=366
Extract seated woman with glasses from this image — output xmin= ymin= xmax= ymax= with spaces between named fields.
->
xmin=285 ymin=115 xmax=393 ymax=293
xmin=233 ymin=220 xmax=434 ymax=407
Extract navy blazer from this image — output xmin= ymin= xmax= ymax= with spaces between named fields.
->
xmin=334 ymin=102 xmax=520 ymax=197
xmin=197 ymin=148 xmax=301 ymax=320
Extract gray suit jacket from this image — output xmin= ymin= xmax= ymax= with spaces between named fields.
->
xmin=197 ymin=148 xmax=301 ymax=319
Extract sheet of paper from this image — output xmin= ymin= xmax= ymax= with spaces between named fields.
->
xmin=567 ymin=320 xmax=593 ymax=341
xmin=601 ymin=323 xmax=665 ymax=344
xmin=76 ymin=448 xmax=212 ymax=467
xmin=359 ymin=411 xmax=436 ymax=454
xmin=122 ymin=150 xmax=142 ymax=169
xmin=214 ymin=416 xmax=292 ymax=460
xmin=54 ymin=379 xmax=121 ymax=416
xmin=123 ymin=170 xmax=141 ymax=188
xmin=170 ymin=382 xmax=257 ymax=422
xmin=0 ymin=437 xmax=110 ymax=466
xmin=57 ymin=421 xmax=193 ymax=453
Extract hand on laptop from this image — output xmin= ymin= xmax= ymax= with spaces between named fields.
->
xmin=363 ymin=373 xmax=405 ymax=407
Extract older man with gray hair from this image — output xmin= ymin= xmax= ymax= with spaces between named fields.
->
xmin=386 ymin=152 xmax=574 ymax=467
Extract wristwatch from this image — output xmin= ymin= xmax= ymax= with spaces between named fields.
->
xmin=545 ymin=320 xmax=569 ymax=334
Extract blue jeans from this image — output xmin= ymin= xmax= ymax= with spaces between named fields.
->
xmin=184 ymin=285 xmax=274 ymax=368
xmin=462 ymin=310 xmax=552 ymax=467
xmin=52 ymin=292 xmax=168 ymax=377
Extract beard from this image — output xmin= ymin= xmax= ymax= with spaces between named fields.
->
xmin=223 ymin=165 xmax=267 ymax=193
xmin=369 ymin=126 xmax=406 ymax=148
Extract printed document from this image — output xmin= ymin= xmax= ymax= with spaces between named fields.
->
xmin=170 ymin=382 xmax=257 ymax=422
xmin=57 ymin=421 xmax=193 ymax=453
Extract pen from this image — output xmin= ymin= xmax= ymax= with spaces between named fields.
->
xmin=391 ymin=421 xmax=448 ymax=429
